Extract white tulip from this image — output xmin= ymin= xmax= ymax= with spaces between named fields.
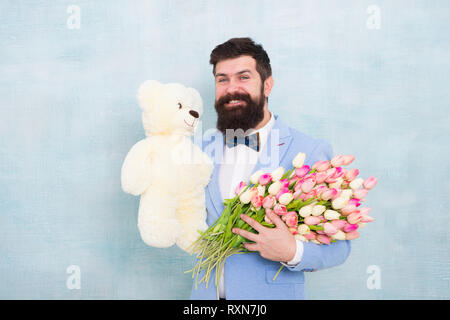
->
xmin=331 ymin=196 xmax=348 ymax=210
xmin=328 ymin=177 xmax=343 ymax=190
xmin=312 ymin=205 xmax=326 ymax=216
xmin=349 ymin=177 xmax=364 ymax=190
xmin=268 ymin=180 xmax=282 ymax=195
xmin=257 ymin=185 xmax=266 ymax=197
xmin=340 ymin=189 xmax=353 ymax=200
xmin=358 ymin=222 xmax=366 ymax=228
xmin=239 ymin=189 xmax=253 ymax=204
xmin=331 ymin=230 xmax=346 ymax=240
xmin=324 ymin=209 xmax=341 ymax=220
xmin=299 ymin=204 xmax=313 ymax=218
xmin=250 ymin=170 xmax=264 ymax=184
xmin=297 ymin=224 xmax=310 ymax=235
xmin=295 ymin=234 xmax=308 ymax=242
xmin=279 ymin=192 xmax=294 ymax=205
xmin=311 ymin=240 xmax=321 ymax=245
xmin=271 ymin=167 xmax=285 ymax=181
xmin=292 ymin=152 xmax=306 ymax=168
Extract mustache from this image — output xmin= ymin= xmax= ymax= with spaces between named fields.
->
xmin=215 ymin=93 xmax=252 ymax=108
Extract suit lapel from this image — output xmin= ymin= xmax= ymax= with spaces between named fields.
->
xmin=204 ymin=132 xmax=225 ymax=222
xmin=252 ymin=114 xmax=292 ymax=174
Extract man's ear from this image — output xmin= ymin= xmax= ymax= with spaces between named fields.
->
xmin=263 ymin=76 xmax=274 ymax=99
xmin=137 ymin=80 xmax=162 ymax=112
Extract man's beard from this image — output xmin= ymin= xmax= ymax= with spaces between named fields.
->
xmin=214 ymin=87 xmax=265 ymax=134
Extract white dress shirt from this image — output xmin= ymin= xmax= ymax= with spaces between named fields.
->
xmin=217 ymin=112 xmax=303 ymax=299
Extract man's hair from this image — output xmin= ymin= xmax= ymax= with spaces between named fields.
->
xmin=209 ymin=37 xmax=272 ymax=83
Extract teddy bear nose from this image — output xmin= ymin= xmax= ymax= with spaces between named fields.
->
xmin=189 ymin=110 xmax=199 ymax=118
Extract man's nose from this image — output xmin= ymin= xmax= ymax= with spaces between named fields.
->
xmin=189 ymin=110 xmax=199 ymax=118
xmin=226 ymin=78 xmax=241 ymax=95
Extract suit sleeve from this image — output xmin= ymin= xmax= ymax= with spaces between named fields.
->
xmin=285 ymin=140 xmax=351 ymax=272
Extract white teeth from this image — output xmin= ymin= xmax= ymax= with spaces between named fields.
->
xmin=229 ymin=100 xmax=241 ymax=104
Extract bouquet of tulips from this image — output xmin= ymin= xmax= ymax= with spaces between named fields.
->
xmin=186 ymin=152 xmax=378 ymax=296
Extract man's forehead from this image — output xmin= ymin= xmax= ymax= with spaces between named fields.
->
xmin=215 ymin=55 xmax=257 ymax=75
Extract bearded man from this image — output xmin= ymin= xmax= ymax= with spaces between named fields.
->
xmin=190 ymin=37 xmax=351 ymax=300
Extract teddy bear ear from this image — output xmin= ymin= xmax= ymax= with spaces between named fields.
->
xmin=137 ymin=80 xmax=162 ymax=111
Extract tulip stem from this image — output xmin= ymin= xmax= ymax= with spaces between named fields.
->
xmin=272 ymin=265 xmax=284 ymax=281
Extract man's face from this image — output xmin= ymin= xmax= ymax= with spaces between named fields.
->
xmin=214 ymin=55 xmax=266 ymax=134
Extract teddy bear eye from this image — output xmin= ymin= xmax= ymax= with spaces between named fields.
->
xmin=178 ymin=103 xmax=183 ymax=109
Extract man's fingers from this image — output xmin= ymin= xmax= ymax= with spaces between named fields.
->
xmin=239 ymin=214 xmax=264 ymax=233
xmin=242 ymin=242 xmax=258 ymax=252
xmin=232 ymin=227 xmax=259 ymax=242
xmin=266 ymin=209 xmax=287 ymax=229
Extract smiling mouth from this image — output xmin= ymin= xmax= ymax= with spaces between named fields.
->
xmin=226 ymin=100 xmax=246 ymax=107
xmin=184 ymin=119 xmax=195 ymax=127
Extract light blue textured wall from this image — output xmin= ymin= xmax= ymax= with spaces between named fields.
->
xmin=1 ymin=0 xmax=449 ymax=299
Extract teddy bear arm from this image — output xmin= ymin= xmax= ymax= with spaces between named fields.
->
xmin=121 ymin=138 xmax=155 ymax=196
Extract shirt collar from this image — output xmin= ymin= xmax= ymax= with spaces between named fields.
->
xmin=245 ymin=111 xmax=274 ymax=136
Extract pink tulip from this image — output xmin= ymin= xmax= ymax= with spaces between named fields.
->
xmin=234 ymin=181 xmax=247 ymax=196
xmin=301 ymin=176 xmax=316 ymax=193
xmin=316 ymin=230 xmax=326 ymax=235
xmin=317 ymin=234 xmax=331 ymax=244
xmin=334 ymin=167 xmax=345 ymax=179
xmin=251 ymin=195 xmax=264 ymax=209
xmin=359 ymin=207 xmax=371 ymax=215
xmin=347 ymin=211 xmax=364 ymax=225
xmin=353 ymin=189 xmax=369 ymax=200
xmin=363 ymin=176 xmax=378 ymax=189
xmin=348 ymin=198 xmax=361 ymax=207
xmin=295 ymin=165 xmax=311 ymax=178
xmin=298 ymin=190 xmax=315 ymax=201
xmin=315 ymin=171 xmax=329 ymax=184
xmin=344 ymin=168 xmax=359 ymax=181
xmin=294 ymin=179 xmax=303 ymax=192
xmin=331 ymin=219 xmax=347 ymax=230
xmin=312 ymin=160 xmax=331 ymax=172
xmin=276 ymin=187 xmax=290 ymax=201
xmin=288 ymin=227 xmax=298 ymax=235
xmin=321 ymin=188 xmax=338 ymax=201
xmin=343 ymin=223 xmax=359 ymax=233
xmin=304 ymin=216 xmax=321 ymax=225
xmin=314 ymin=185 xmax=328 ymax=197
xmin=280 ymin=179 xmax=290 ymax=188
xmin=345 ymin=230 xmax=360 ymax=240
xmin=323 ymin=222 xmax=338 ymax=235
xmin=330 ymin=154 xmax=345 ymax=167
xmin=262 ymin=195 xmax=276 ymax=209
xmin=340 ymin=204 xmax=358 ymax=216
xmin=342 ymin=155 xmax=355 ymax=166
xmin=273 ymin=204 xmax=287 ymax=216
xmin=259 ymin=173 xmax=272 ymax=186
xmin=284 ymin=211 xmax=298 ymax=228
xmin=304 ymin=231 xmax=317 ymax=240
xmin=324 ymin=168 xmax=337 ymax=183
xmin=361 ymin=215 xmax=374 ymax=223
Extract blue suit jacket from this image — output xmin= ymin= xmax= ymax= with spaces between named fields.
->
xmin=190 ymin=114 xmax=351 ymax=300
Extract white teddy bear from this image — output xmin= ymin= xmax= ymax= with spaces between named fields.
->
xmin=121 ymin=80 xmax=214 ymax=252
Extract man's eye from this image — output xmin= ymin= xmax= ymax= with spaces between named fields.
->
xmin=178 ymin=103 xmax=182 ymax=109
xmin=217 ymin=78 xmax=227 ymax=83
xmin=241 ymin=75 xmax=249 ymax=80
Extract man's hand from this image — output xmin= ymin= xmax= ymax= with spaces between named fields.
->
xmin=232 ymin=209 xmax=296 ymax=262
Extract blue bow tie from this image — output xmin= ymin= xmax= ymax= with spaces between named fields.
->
xmin=225 ymin=132 xmax=260 ymax=152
